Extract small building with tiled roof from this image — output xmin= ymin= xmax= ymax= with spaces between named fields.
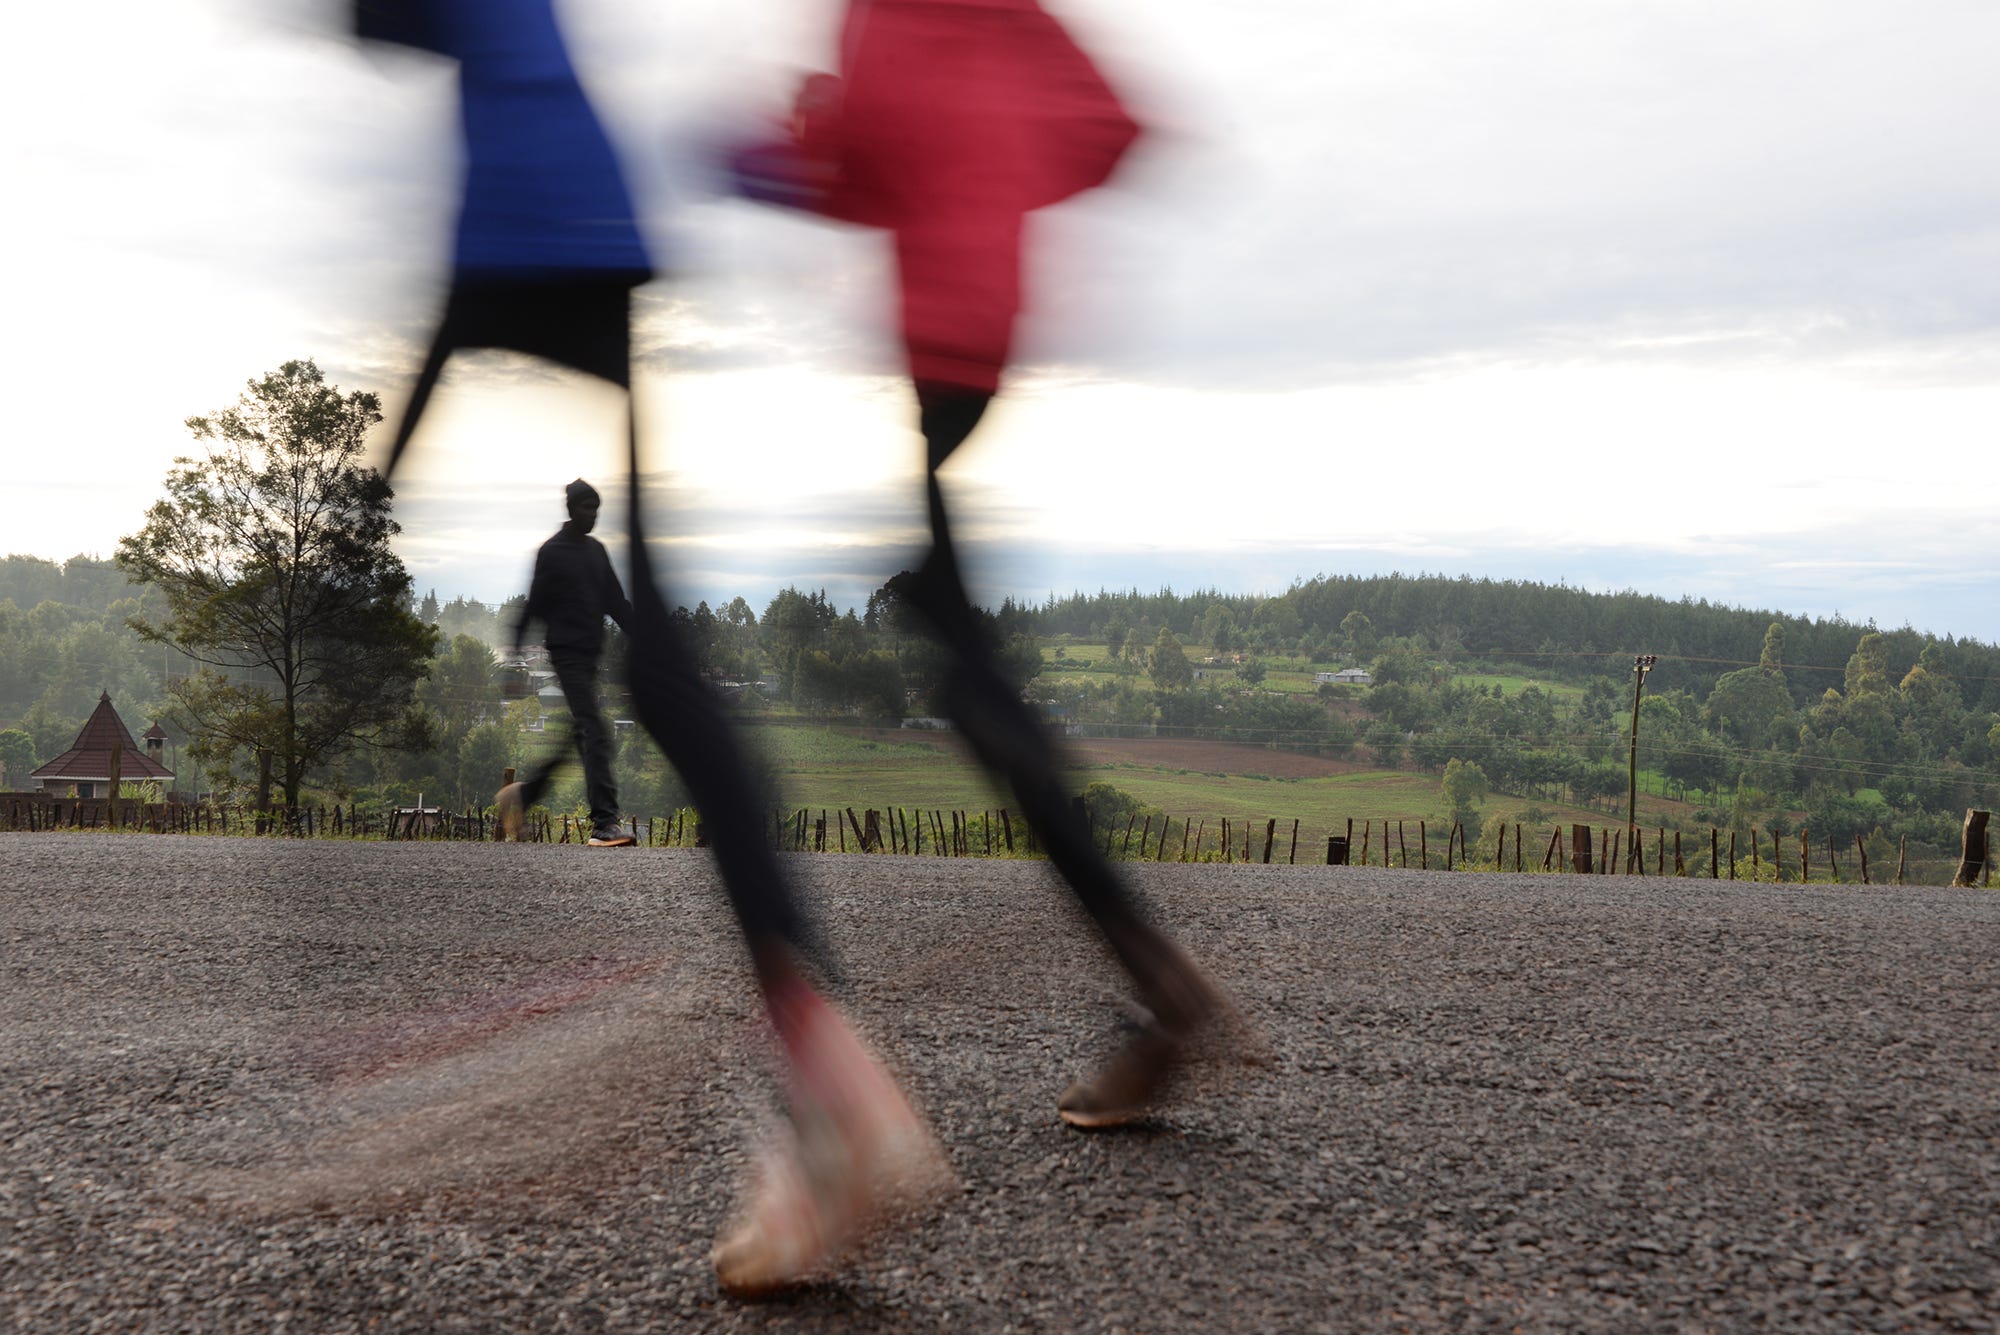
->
xmin=30 ymin=692 xmax=174 ymax=798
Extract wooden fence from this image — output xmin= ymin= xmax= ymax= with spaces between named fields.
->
xmin=0 ymin=795 xmax=702 ymax=846
xmin=3 ymin=792 xmax=1988 ymax=887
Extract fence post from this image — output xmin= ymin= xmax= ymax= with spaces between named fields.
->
xmin=1951 ymin=809 xmax=1991 ymax=888
xmin=1857 ymin=833 xmax=1871 ymax=885
xmin=1263 ymin=818 xmax=1276 ymax=865
xmin=1800 ymin=829 xmax=1810 ymax=884
xmin=1288 ymin=818 xmax=1299 ymax=865
xmin=254 ymin=749 xmax=272 ymax=836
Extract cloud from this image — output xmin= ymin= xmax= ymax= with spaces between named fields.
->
xmin=10 ymin=0 xmax=1999 ymax=655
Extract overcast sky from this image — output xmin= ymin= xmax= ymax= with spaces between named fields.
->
xmin=8 ymin=0 xmax=1999 ymax=646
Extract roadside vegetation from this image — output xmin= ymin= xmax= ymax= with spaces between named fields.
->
xmin=7 ymin=558 xmax=1997 ymax=882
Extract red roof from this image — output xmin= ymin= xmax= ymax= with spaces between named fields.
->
xmin=30 ymin=693 xmax=175 ymax=783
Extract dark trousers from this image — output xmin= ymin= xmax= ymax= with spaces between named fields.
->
xmin=518 ymin=649 xmax=619 ymax=832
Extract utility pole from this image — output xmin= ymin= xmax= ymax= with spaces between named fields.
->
xmin=1627 ymin=654 xmax=1658 ymax=873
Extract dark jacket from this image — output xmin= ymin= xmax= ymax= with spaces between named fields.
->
xmin=514 ymin=522 xmax=632 ymax=657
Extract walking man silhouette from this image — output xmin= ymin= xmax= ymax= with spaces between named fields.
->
xmin=497 ymin=478 xmax=634 ymax=847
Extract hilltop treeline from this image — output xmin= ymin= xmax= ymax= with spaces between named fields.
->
xmin=1012 ymin=574 xmax=2000 ymax=712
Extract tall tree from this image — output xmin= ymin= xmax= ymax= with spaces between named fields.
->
xmin=1104 ymin=613 xmax=1129 ymax=662
xmin=1441 ymin=757 xmax=1488 ymax=828
xmin=1148 ymin=627 xmax=1193 ymax=690
xmin=116 ymin=360 xmax=438 ymax=805
xmin=1758 ymin=621 xmax=1786 ymax=675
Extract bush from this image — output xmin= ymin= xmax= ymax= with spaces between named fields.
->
xmin=1074 ymin=781 xmax=1159 ymax=846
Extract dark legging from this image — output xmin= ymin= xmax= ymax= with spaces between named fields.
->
xmin=619 ymin=397 xmax=819 ymax=983
xmin=905 ymin=382 xmax=1187 ymax=1006
xmin=389 ymin=283 xmax=1179 ymax=1004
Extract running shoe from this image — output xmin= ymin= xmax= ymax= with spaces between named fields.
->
xmin=1058 ymin=953 xmax=1226 ymax=1129
xmin=713 ymin=1001 xmax=949 ymax=1293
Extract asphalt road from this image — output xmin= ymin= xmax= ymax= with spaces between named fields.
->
xmin=3 ymin=834 xmax=1997 ymax=1333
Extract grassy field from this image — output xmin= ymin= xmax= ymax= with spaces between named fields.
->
xmin=747 ymin=643 xmax=1674 ymax=843
xmin=751 ymin=724 xmax=1015 ymax=814
xmin=744 ymin=722 xmax=1678 ymax=842
xmin=1455 ymin=671 xmax=1587 ymax=702
xmin=1040 ymin=641 xmax=1583 ymax=702
xmin=1064 ymin=762 xmax=1444 ymax=827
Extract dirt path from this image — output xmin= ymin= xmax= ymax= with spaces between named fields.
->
xmin=4 ymin=835 xmax=1997 ymax=1332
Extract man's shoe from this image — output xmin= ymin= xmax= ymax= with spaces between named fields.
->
xmin=494 ymin=783 xmax=525 ymax=841
xmin=588 ymin=825 xmax=637 ymax=847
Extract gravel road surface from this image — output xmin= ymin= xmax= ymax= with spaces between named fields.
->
xmin=3 ymin=834 xmax=1997 ymax=1332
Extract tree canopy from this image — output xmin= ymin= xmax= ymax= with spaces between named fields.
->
xmin=115 ymin=360 xmax=437 ymax=805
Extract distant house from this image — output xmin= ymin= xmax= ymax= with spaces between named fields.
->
xmin=29 ymin=693 xmax=175 ymax=798
xmin=1315 ymin=668 xmax=1372 ymax=685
